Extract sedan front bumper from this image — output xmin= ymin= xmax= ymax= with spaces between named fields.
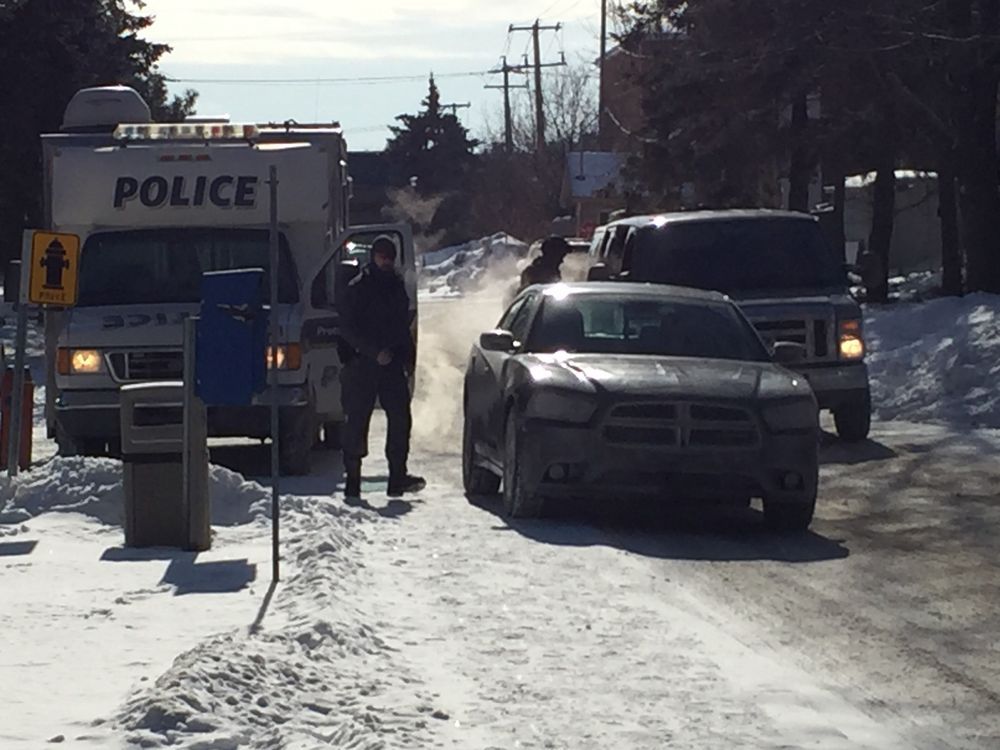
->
xmin=517 ymin=419 xmax=818 ymax=503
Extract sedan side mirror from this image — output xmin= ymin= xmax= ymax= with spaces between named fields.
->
xmin=772 ymin=341 xmax=808 ymax=365
xmin=587 ymin=263 xmax=611 ymax=282
xmin=480 ymin=329 xmax=516 ymax=352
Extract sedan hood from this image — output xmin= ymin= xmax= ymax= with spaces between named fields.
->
xmin=521 ymin=353 xmax=807 ymax=402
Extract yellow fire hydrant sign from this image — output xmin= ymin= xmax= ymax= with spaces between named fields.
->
xmin=28 ymin=231 xmax=81 ymax=306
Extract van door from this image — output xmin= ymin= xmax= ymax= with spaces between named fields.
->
xmin=304 ymin=223 xmax=416 ymax=421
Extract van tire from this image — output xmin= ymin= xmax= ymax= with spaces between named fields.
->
xmin=55 ymin=421 xmax=106 ymax=458
xmin=278 ymin=407 xmax=314 ymax=476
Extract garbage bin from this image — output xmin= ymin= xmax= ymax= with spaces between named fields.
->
xmin=120 ymin=382 xmax=210 ymax=550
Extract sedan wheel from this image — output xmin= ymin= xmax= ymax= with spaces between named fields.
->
xmin=462 ymin=415 xmax=500 ymax=497
xmin=503 ymin=411 xmax=544 ymax=519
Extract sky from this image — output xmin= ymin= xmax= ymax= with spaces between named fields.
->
xmin=141 ymin=0 xmax=605 ymax=151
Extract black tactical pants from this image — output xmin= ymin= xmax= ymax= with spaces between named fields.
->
xmin=341 ymin=358 xmax=412 ymax=475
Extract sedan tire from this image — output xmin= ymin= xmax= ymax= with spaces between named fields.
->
xmin=503 ymin=410 xmax=545 ymax=519
xmin=762 ymin=494 xmax=816 ymax=532
xmin=463 ymin=415 xmax=500 ymax=497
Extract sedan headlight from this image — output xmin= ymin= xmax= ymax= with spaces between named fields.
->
xmin=57 ymin=348 xmax=103 ymax=375
xmin=761 ymin=398 xmax=817 ymax=433
xmin=525 ymin=390 xmax=596 ymax=424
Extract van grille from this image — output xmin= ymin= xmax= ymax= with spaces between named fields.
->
xmin=604 ymin=401 xmax=759 ymax=448
xmin=107 ymin=350 xmax=184 ymax=382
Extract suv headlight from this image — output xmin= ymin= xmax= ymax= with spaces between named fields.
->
xmin=761 ymin=398 xmax=817 ymax=433
xmin=525 ymin=390 xmax=596 ymax=424
xmin=839 ymin=319 xmax=865 ymax=361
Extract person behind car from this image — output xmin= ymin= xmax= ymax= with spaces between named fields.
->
xmin=518 ymin=236 xmax=570 ymax=293
xmin=338 ymin=236 xmax=425 ymax=501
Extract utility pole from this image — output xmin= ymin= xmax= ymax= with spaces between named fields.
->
xmin=486 ymin=56 xmax=529 ymax=153
xmin=599 ymin=0 xmax=608 ymax=149
xmin=509 ymin=19 xmax=565 ymax=153
xmin=440 ymin=102 xmax=471 ymax=118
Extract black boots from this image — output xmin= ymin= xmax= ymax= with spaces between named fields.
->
xmin=387 ymin=473 xmax=426 ymax=497
xmin=344 ymin=458 xmax=362 ymax=501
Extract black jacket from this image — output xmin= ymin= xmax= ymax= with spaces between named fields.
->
xmin=338 ymin=264 xmax=413 ymax=368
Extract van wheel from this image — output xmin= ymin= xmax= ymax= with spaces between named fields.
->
xmin=278 ymin=408 xmax=314 ymax=476
xmin=55 ymin=421 xmax=106 ymax=458
xmin=321 ymin=421 xmax=342 ymax=450
xmin=834 ymin=392 xmax=872 ymax=442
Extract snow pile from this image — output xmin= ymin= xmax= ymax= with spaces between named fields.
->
xmin=0 ymin=457 xmax=277 ymax=531
xmin=867 ymin=293 xmax=1000 ymax=427
xmin=420 ymin=233 xmax=526 ymax=296
xmin=117 ymin=496 xmax=435 ymax=749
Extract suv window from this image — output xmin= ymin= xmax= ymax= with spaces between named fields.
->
xmin=628 ymin=218 xmax=846 ymax=294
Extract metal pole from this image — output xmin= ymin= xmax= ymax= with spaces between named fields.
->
xmin=599 ymin=0 xmax=608 ymax=149
xmin=7 ymin=232 xmax=32 ymax=475
xmin=267 ymin=165 xmax=281 ymax=583
xmin=182 ymin=316 xmax=194 ymax=534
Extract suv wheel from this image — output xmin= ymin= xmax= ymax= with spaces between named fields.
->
xmin=55 ymin=420 xmax=106 ymax=458
xmin=763 ymin=496 xmax=816 ymax=531
xmin=834 ymin=392 xmax=872 ymax=442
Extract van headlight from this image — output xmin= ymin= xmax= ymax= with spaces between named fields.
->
xmin=266 ymin=344 xmax=302 ymax=371
xmin=58 ymin=348 xmax=103 ymax=375
xmin=526 ymin=390 xmax=596 ymax=424
xmin=761 ymin=398 xmax=817 ymax=433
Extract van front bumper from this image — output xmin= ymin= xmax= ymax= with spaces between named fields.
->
xmin=55 ymin=387 xmax=310 ymax=440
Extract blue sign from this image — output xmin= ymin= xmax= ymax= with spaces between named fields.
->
xmin=196 ymin=269 xmax=267 ymax=406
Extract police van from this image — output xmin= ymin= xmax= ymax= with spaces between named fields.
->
xmin=41 ymin=86 xmax=416 ymax=473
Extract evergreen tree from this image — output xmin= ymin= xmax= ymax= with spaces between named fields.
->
xmin=385 ymin=75 xmax=478 ymax=194
xmin=0 ymin=0 xmax=197 ymax=263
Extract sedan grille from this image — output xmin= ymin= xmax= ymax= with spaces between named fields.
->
xmin=108 ymin=350 xmax=184 ymax=382
xmin=604 ymin=401 xmax=759 ymax=449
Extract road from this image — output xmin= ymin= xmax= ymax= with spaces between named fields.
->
xmin=325 ymin=293 xmax=1000 ymax=749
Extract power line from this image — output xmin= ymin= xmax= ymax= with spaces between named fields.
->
xmin=164 ymin=70 xmax=491 ymax=86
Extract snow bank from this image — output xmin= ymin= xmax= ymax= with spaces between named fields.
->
xmin=0 ymin=457 xmax=277 ymax=531
xmin=420 ymin=233 xmax=526 ymax=296
xmin=117 ymin=495 xmax=433 ymax=749
xmin=867 ymin=293 xmax=1000 ymax=427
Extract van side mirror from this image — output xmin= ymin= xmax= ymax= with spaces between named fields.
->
xmin=772 ymin=341 xmax=808 ymax=365
xmin=480 ymin=329 xmax=516 ymax=352
xmin=587 ymin=263 xmax=611 ymax=282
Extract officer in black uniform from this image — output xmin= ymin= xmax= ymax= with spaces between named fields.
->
xmin=338 ymin=236 xmax=425 ymax=500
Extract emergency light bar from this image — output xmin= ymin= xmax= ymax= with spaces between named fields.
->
xmin=114 ymin=123 xmax=260 ymax=141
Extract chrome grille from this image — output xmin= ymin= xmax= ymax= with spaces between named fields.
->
xmin=107 ymin=350 xmax=184 ymax=382
xmin=604 ymin=401 xmax=759 ymax=448
xmin=750 ymin=316 xmax=833 ymax=361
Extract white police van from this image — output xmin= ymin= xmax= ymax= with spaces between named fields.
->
xmin=41 ymin=86 xmax=416 ymax=473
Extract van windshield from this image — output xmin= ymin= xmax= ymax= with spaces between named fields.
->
xmin=78 ymin=228 xmax=299 ymax=306
xmin=630 ymin=219 xmax=846 ymax=294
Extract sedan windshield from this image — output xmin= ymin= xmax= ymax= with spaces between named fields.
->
xmin=78 ymin=228 xmax=299 ymax=306
xmin=528 ymin=295 xmax=769 ymax=362
xmin=631 ymin=219 xmax=846 ymax=294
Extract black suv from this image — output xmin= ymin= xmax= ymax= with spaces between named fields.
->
xmin=587 ymin=210 xmax=871 ymax=441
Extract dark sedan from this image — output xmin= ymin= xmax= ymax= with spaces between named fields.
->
xmin=462 ymin=283 xmax=820 ymax=530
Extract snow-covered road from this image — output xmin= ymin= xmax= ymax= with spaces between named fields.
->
xmin=2 ymin=293 xmax=1000 ymax=748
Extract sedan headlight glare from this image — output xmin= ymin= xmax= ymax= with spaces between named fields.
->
xmin=526 ymin=390 xmax=596 ymax=424
xmin=761 ymin=398 xmax=817 ymax=433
